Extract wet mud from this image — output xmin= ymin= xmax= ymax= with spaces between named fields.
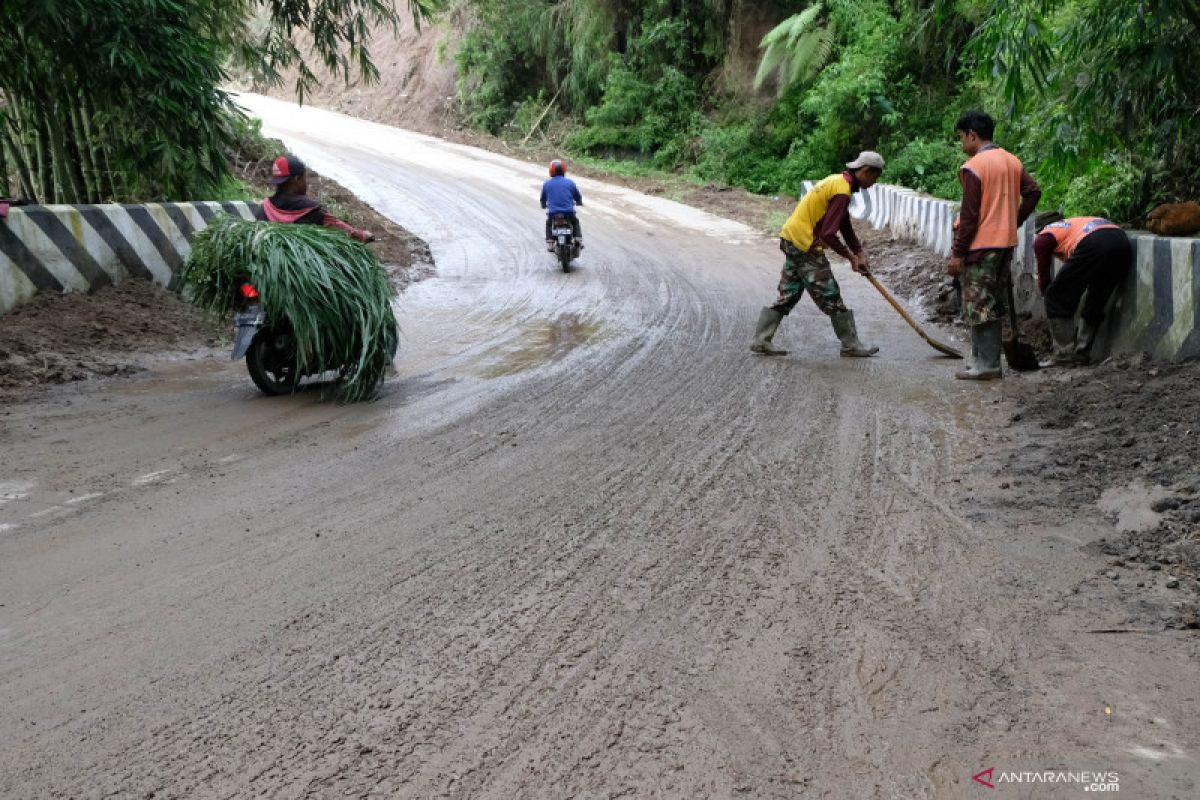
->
xmin=997 ymin=354 xmax=1200 ymax=629
xmin=0 ymin=279 xmax=221 ymax=397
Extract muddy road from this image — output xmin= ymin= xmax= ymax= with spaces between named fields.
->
xmin=1 ymin=96 xmax=1196 ymax=798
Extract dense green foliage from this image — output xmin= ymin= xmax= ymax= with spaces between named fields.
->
xmin=453 ymin=0 xmax=1200 ymax=223
xmin=0 ymin=1 xmax=437 ymax=204
xmin=184 ymin=215 xmax=399 ymax=402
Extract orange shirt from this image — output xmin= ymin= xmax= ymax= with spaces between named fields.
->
xmin=961 ymin=147 xmax=1026 ymax=250
xmin=1041 ymin=217 xmax=1120 ymax=261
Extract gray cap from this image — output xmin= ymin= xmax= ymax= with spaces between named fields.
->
xmin=846 ymin=151 xmax=885 ymax=170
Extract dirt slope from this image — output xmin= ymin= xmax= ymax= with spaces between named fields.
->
xmin=250 ymin=9 xmax=461 ymax=134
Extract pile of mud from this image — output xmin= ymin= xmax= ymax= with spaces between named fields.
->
xmin=0 ymin=280 xmax=222 ymax=395
xmin=302 ymin=171 xmax=435 ymax=290
xmin=860 ymin=229 xmax=960 ymax=324
xmin=1004 ymin=354 xmax=1200 ymax=626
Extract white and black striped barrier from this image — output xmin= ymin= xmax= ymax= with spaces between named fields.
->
xmin=0 ymin=201 xmax=260 ymax=315
xmin=2 ymin=192 xmax=1198 ymax=360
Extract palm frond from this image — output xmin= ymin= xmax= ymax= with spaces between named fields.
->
xmin=754 ymin=4 xmax=834 ymax=97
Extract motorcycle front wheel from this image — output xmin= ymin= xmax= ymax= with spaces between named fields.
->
xmin=246 ymin=328 xmax=299 ymax=396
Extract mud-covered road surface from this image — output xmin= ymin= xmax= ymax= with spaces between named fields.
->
xmin=1 ymin=96 xmax=1197 ymax=799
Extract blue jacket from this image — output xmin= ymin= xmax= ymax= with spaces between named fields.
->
xmin=540 ymin=176 xmax=583 ymax=215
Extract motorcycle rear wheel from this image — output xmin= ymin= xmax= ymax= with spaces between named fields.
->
xmin=558 ymin=245 xmax=571 ymax=272
xmin=246 ymin=328 xmax=299 ymax=396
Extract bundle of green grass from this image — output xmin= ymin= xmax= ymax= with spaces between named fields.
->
xmin=184 ymin=214 xmax=399 ymax=402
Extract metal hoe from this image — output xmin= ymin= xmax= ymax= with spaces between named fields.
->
xmin=863 ymin=270 xmax=963 ymax=359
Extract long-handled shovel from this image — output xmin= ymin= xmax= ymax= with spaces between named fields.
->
xmin=863 ymin=271 xmax=963 ymax=359
xmin=1003 ymin=276 xmax=1040 ymax=371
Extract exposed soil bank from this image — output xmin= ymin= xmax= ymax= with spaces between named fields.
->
xmin=0 ymin=280 xmax=221 ymax=397
xmin=999 ymin=355 xmax=1200 ymax=629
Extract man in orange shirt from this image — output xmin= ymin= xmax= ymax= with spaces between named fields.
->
xmin=947 ymin=111 xmax=1041 ymax=380
xmin=1032 ymin=213 xmax=1133 ymax=365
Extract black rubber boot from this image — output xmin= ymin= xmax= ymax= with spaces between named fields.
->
xmin=1075 ymin=318 xmax=1099 ymax=364
xmin=1040 ymin=317 xmax=1082 ymax=367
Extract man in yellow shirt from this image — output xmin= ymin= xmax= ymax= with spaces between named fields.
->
xmin=750 ymin=151 xmax=883 ymax=357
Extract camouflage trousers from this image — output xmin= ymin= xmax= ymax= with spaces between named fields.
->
xmin=770 ymin=239 xmax=848 ymax=317
xmin=960 ymin=248 xmax=1013 ymax=326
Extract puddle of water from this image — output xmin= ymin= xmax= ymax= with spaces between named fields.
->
xmin=479 ymin=313 xmax=607 ymax=379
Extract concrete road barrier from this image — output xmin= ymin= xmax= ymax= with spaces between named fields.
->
xmin=0 ymin=202 xmax=260 ymax=316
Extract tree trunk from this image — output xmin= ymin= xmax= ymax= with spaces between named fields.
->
xmin=12 ymin=102 xmax=45 ymax=202
xmin=0 ymin=129 xmax=10 ymax=197
xmin=70 ymin=98 xmax=102 ymax=202
xmin=80 ymin=96 xmax=117 ymax=200
xmin=33 ymin=113 xmax=55 ymax=203
xmin=1 ymin=119 xmax=38 ymax=202
xmin=99 ymin=136 xmax=123 ymax=200
xmin=68 ymin=101 xmax=99 ymax=202
xmin=47 ymin=96 xmax=88 ymax=204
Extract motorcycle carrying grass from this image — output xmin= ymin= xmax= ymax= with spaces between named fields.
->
xmin=183 ymin=214 xmax=398 ymax=402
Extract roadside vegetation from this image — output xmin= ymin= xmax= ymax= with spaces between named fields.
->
xmin=2 ymin=1 xmax=1195 ymax=225
xmin=0 ymin=0 xmax=439 ymax=205
xmin=451 ymin=0 xmax=1200 ymax=225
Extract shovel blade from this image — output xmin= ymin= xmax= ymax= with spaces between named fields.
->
xmin=1003 ymin=339 xmax=1040 ymax=372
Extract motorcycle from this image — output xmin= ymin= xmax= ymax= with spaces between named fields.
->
xmin=549 ymin=213 xmax=581 ymax=272
xmin=230 ymin=282 xmax=299 ymax=395
xmin=229 ymin=282 xmax=397 ymax=396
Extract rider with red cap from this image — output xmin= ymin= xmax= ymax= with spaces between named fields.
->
xmin=261 ymin=155 xmax=374 ymax=243
xmin=540 ymin=159 xmax=583 ymax=251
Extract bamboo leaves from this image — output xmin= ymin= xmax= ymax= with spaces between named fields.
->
xmin=0 ymin=1 xmax=438 ymax=204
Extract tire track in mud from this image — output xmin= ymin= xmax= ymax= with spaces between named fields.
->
xmin=5 ymin=272 xmax=983 ymax=799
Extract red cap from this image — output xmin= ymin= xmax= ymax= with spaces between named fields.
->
xmin=270 ymin=155 xmax=306 ymax=185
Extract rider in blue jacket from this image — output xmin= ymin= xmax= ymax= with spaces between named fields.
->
xmin=541 ymin=159 xmax=583 ymax=251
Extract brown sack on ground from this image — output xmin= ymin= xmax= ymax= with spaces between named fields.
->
xmin=1146 ymin=201 xmax=1200 ymax=236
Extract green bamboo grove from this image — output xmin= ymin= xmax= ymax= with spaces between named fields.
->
xmin=0 ymin=0 xmax=438 ymax=204
xmin=1 ymin=1 xmax=1196 ymax=220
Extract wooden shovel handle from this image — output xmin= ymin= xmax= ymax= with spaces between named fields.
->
xmin=864 ymin=271 xmax=964 ymax=359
